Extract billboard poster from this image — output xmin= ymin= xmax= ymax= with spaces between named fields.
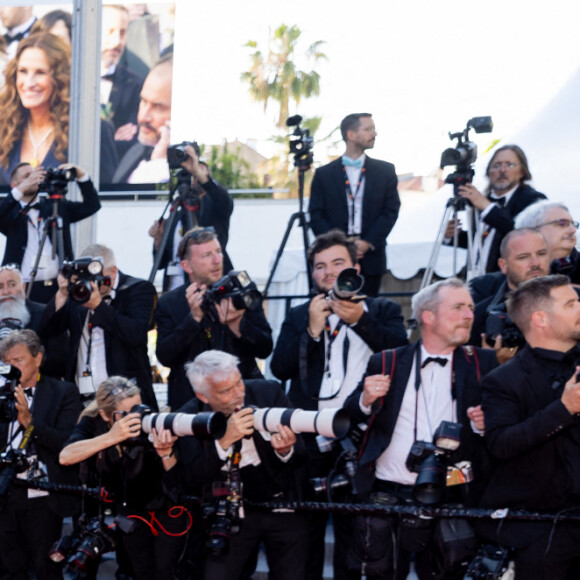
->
xmin=0 ymin=2 xmax=175 ymax=189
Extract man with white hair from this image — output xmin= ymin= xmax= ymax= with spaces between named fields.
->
xmin=39 ymin=244 xmax=158 ymax=409
xmin=515 ymin=200 xmax=580 ymax=283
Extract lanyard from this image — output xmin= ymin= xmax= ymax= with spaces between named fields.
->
xmin=342 ymin=164 xmax=366 ymax=235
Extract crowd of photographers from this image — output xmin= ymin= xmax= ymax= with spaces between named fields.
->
xmin=1 ymin=123 xmax=580 ymax=580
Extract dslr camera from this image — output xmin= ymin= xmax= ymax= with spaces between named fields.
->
xmin=39 ymin=167 xmax=77 ymax=199
xmin=203 ymin=270 xmax=263 ymax=312
xmin=167 ymin=141 xmax=201 ymax=170
xmin=485 ymin=303 xmax=525 ymax=349
xmin=327 ymin=268 xmax=365 ymax=302
xmin=61 ymin=257 xmax=111 ymax=304
xmin=406 ymin=420 xmax=463 ymax=504
xmin=0 ymin=365 xmax=21 ymax=423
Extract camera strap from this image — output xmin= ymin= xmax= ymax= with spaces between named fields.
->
xmin=342 ymin=163 xmax=366 ymax=236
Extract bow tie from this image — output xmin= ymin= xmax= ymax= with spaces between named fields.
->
xmin=24 ymin=388 xmax=34 ymax=400
xmin=490 ymin=196 xmax=506 ymax=207
xmin=342 ymin=156 xmax=363 ymax=169
xmin=421 ymin=356 xmax=448 ymax=368
xmin=4 ymin=31 xmax=26 ymax=44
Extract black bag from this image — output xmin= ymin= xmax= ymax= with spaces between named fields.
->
xmin=397 ymin=513 xmax=435 ymax=553
xmin=430 ymin=517 xmax=478 ymax=578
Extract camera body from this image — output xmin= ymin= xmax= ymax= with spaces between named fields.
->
xmin=485 ymin=305 xmax=525 ymax=349
xmin=327 ymin=267 xmax=365 ymax=302
xmin=286 ymin=115 xmax=314 ymax=163
xmin=0 ymin=365 xmax=21 ymax=423
xmin=61 ymin=257 xmax=111 ymax=304
xmin=203 ymin=270 xmax=263 ymax=312
xmin=167 ymin=141 xmax=201 ymax=170
xmin=39 ymin=167 xmax=77 ymax=198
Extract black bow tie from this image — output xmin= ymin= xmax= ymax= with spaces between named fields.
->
xmin=4 ymin=31 xmax=26 ymax=44
xmin=421 ymin=356 xmax=448 ymax=368
xmin=490 ymin=196 xmax=506 ymax=207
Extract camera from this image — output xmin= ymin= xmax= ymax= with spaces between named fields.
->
xmin=61 ymin=257 xmax=111 ymax=304
xmin=0 ymin=318 xmax=24 ymax=340
xmin=39 ymin=167 xmax=77 ymax=198
xmin=286 ymin=115 xmax=314 ymax=163
xmin=440 ymin=116 xmax=493 ymax=188
xmin=136 ymin=404 xmax=227 ymax=439
xmin=406 ymin=421 xmax=462 ymax=505
xmin=50 ymin=515 xmax=116 ymax=572
xmin=485 ymin=304 xmax=525 ymax=349
xmin=0 ymin=365 xmax=21 ymax=423
xmin=464 ymin=545 xmax=510 ymax=579
xmin=167 ymin=141 xmax=201 ymax=170
xmin=253 ymin=407 xmax=350 ymax=439
xmin=328 ymin=267 xmax=365 ymax=301
xmin=204 ymin=494 xmax=242 ymax=557
xmin=203 ymin=270 xmax=263 ymax=313
xmin=311 ymin=437 xmax=358 ymax=498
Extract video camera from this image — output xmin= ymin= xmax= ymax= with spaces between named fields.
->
xmin=406 ymin=420 xmax=463 ymax=505
xmin=61 ymin=257 xmax=111 ymax=305
xmin=485 ymin=303 xmax=525 ymax=349
xmin=440 ymin=117 xmax=493 ymax=189
xmin=39 ymin=167 xmax=77 ymax=199
xmin=286 ymin=115 xmax=314 ymax=165
xmin=167 ymin=141 xmax=201 ymax=170
xmin=0 ymin=364 xmax=21 ymax=423
xmin=203 ymin=270 xmax=263 ymax=313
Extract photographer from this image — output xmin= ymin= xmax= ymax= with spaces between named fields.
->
xmin=270 ymin=229 xmax=408 ymax=580
xmin=155 ymin=227 xmax=272 ymax=409
xmin=60 ymin=376 xmax=187 ymax=580
xmin=444 ymin=145 xmax=546 ymax=274
xmin=148 ymin=144 xmax=234 ymax=291
xmin=0 ymin=329 xmax=81 ymax=579
xmin=0 ymin=162 xmax=101 ymax=303
xmin=468 ymin=228 xmax=550 ymax=361
xmin=343 ymin=279 xmax=497 ymax=579
xmin=38 ymin=244 xmax=158 ymax=410
xmin=176 ymin=350 xmax=308 ymax=580
xmin=479 ymin=275 xmax=580 ymax=579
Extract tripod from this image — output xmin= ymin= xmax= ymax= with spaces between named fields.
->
xmin=26 ymin=194 xmax=66 ymax=299
xmin=148 ymin=169 xmax=199 ymax=284
xmin=263 ymin=151 xmax=313 ymax=297
xmin=420 ymin=185 xmax=484 ymax=291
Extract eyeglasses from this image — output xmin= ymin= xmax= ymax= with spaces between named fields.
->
xmin=0 ymin=264 xmax=20 ymax=273
xmin=179 ymin=227 xmax=217 ymax=260
xmin=537 ymin=219 xmax=579 ymax=230
xmin=186 ymin=226 xmax=216 ymax=241
xmin=489 ymin=162 xmax=519 ymax=170
xmin=104 ymin=379 xmax=137 ymax=400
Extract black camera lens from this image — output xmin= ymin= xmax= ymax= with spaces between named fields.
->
xmin=413 ymin=454 xmax=447 ymax=505
xmin=69 ymin=281 xmax=93 ymax=304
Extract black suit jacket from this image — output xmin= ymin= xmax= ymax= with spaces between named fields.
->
xmin=0 ymin=376 xmax=82 ymax=517
xmin=344 ymin=343 xmax=498 ymax=499
xmin=155 ymin=284 xmax=273 ymax=409
xmin=455 ymin=183 xmax=546 ymax=273
xmin=39 ymin=272 xmax=158 ymax=410
xmin=111 ymin=142 xmax=153 ymax=184
xmin=0 ymin=179 xmax=101 ymax=266
xmin=107 ymin=64 xmax=144 ymax=131
xmin=308 ymin=156 xmax=400 ymax=276
xmin=175 ymin=380 xmax=305 ymax=502
xmin=468 ymin=273 xmax=509 ymax=346
xmin=270 ymin=296 xmax=408 ymax=410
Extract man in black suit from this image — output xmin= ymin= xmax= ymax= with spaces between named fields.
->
xmin=39 ymin=244 xmax=158 ymax=410
xmin=270 ymin=229 xmax=408 ymax=580
xmin=155 ymin=227 xmax=272 ymax=409
xmin=0 ymin=329 xmax=81 ymax=579
xmin=468 ymin=228 xmax=550 ymax=353
xmin=344 ymin=278 xmax=497 ymax=579
xmin=480 ymin=275 xmax=580 ymax=579
xmin=514 ymin=200 xmax=580 ymax=283
xmin=148 ymin=145 xmax=234 ymax=291
xmin=445 ymin=144 xmax=546 ymax=274
xmin=112 ymin=56 xmax=173 ymax=184
xmin=0 ymin=163 xmax=101 ymax=303
xmin=176 ymin=350 xmax=308 ymax=580
xmin=309 ymin=113 xmax=400 ymax=296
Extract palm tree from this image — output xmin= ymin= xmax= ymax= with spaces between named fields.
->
xmin=241 ymin=24 xmax=326 ymax=129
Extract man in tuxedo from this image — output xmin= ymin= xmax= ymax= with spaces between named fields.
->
xmin=0 ymin=6 xmax=35 ymax=57
xmin=480 ymin=274 xmax=580 ymax=579
xmin=0 ymin=329 xmax=81 ymax=579
xmin=445 ymin=144 xmax=546 ymax=274
xmin=468 ymin=228 xmax=550 ymax=353
xmin=39 ymin=244 xmax=158 ymax=409
xmin=344 ymin=278 xmax=497 ymax=579
xmin=112 ymin=55 xmax=173 ymax=184
xmin=270 ymin=229 xmax=408 ymax=580
xmin=176 ymin=350 xmax=308 ymax=580
xmin=0 ymin=163 xmax=101 ymax=304
xmin=155 ymin=227 xmax=272 ymax=409
xmin=515 ymin=200 xmax=580 ymax=283
xmin=308 ymin=113 xmax=400 ymax=296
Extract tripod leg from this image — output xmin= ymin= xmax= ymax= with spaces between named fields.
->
xmin=149 ymin=208 xmax=180 ymax=283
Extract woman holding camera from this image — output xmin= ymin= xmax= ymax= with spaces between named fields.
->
xmin=60 ymin=376 xmax=189 ymax=580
